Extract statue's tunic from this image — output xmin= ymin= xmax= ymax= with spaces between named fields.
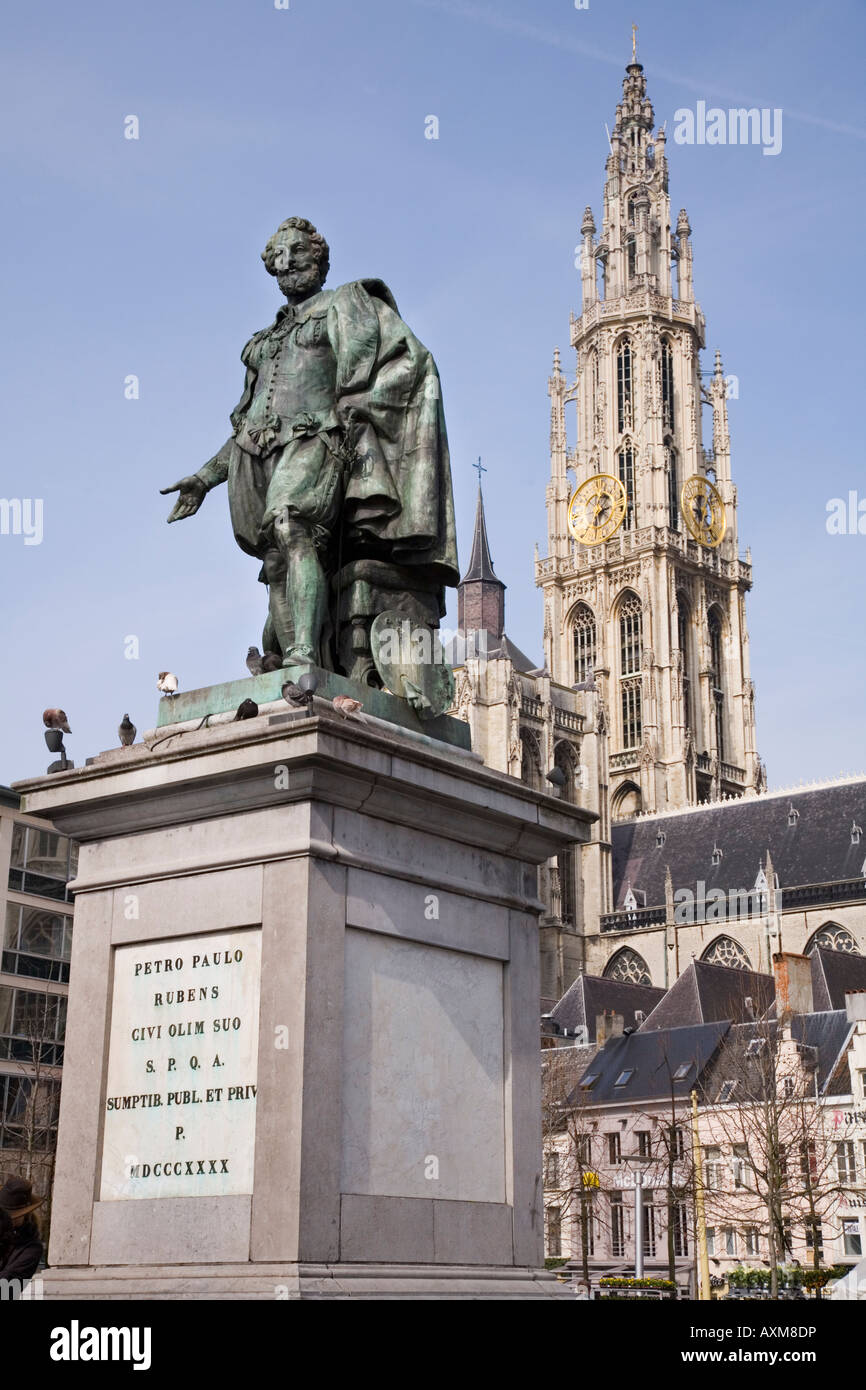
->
xmin=196 ymin=278 xmax=459 ymax=593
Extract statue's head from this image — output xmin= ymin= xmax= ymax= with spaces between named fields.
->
xmin=261 ymin=217 xmax=330 ymax=301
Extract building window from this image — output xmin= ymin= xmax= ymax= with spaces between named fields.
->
xmin=805 ymin=1220 xmax=823 ymax=1259
xmin=843 ymin=1220 xmax=862 ymax=1258
xmin=604 ymin=948 xmax=651 ymax=986
xmin=704 ymin=1146 xmax=723 ymax=1190
xmin=706 ymin=1226 xmax=715 ymax=1256
xmin=616 ymin=338 xmax=633 ymax=433
xmin=619 ymin=592 xmax=643 ymax=750
xmin=677 ymin=594 xmax=691 ymax=729
xmin=620 ymin=593 xmax=643 ymax=677
xmin=805 ymin=924 xmax=860 ymax=956
xmin=636 ymin=1130 xmax=651 ymax=1158
xmin=724 ymin=1227 xmax=737 ymax=1256
xmin=608 ymin=1132 xmax=622 ymax=1164
xmin=3 ymin=903 xmax=72 ymax=983
xmin=544 ymin=1151 xmax=560 ymax=1188
xmin=661 ymin=340 xmax=674 ymax=432
xmin=9 ymin=824 xmax=78 ymax=902
xmin=672 ymin=1126 xmax=685 ymax=1160
xmin=520 ymin=730 xmax=542 ymax=791
xmin=799 ymin=1141 xmax=818 ymax=1181
xmin=702 ymin=936 xmax=750 ymax=969
xmin=610 ymin=1192 xmax=625 ymax=1257
xmin=0 ymin=1072 xmax=61 ymax=1152
xmin=577 ymin=1135 xmax=592 ymax=1165
xmin=708 ymin=608 xmax=725 ymax=761
xmin=546 ymin=1204 xmax=562 ymax=1257
xmin=859 ymin=1071 xmax=866 ymax=1101
xmin=745 ymin=1228 xmax=760 ymax=1257
xmin=666 ymin=445 xmax=679 ymax=531
xmin=0 ymin=985 xmax=67 ymax=1065
xmin=617 ymin=445 xmax=635 ymax=528
xmin=673 ymin=1202 xmax=689 ymax=1257
xmin=732 ymin=1144 xmax=751 ymax=1189
xmin=643 ymin=1196 xmax=656 ymax=1258
xmin=836 ymin=1141 xmax=857 ymax=1186
xmin=572 ymin=603 xmax=596 ymax=684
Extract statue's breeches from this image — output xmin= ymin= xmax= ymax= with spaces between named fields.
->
xmin=228 ymin=433 xmax=344 ymax=561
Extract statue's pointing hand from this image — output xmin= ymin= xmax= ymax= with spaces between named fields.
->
xmin=161 ymin=475 xmax=207 ymax=523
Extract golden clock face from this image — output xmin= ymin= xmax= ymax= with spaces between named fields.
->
xmin=567 ymin=473 xmax=627 ymax=546
xmin=680 ymin=474 xmax=726 ymax=548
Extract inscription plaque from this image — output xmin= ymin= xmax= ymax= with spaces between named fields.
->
xmin=99 ymin=927 xmax=262 ymax=1200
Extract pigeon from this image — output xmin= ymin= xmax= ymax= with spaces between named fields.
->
xmin=118 ymin=714 xmax=137 ymax=746
xmin=246 ymin=646 xmax=264 ymax=677
xmin=332 ymin=695 xmax=362 ymax=718
xmin=157 ymin=672 xmax=179 ymax=696
xmin=261 ymin=651 xmax=283 ymax=673
xmin=281 ymin=673 xmax=317 ymax=708
xmin=234 ymin=698 xmax=259 ymax=721
xmin=43 ymin=708 xmax=71 ymax=734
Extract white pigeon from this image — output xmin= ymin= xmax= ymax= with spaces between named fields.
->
xmin=157 ymin=671 xmax=179 ymax=696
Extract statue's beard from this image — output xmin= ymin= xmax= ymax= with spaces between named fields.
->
xmin=277 ymin=265 xmax=322 ymax=299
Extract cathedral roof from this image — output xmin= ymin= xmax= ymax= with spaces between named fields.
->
xmin=459 ymin=484 xmax=502 ymax=586
xmin=612 ymin=778 xmax=866 ymax=910
xmin=638 ymin=960 xmax=775 ymax=1033
xmin=549 ymin=973 xmax=664 ymax=1041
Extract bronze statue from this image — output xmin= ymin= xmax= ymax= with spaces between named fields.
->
xmin=162 ymin=218 xmax=458 ymax=683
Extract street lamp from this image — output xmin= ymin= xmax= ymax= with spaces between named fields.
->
xmin=618 ymin=1152 xmax=654 ymax=1279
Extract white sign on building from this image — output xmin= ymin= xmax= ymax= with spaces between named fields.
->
xmin=99 ymin=927 xmax=262 ymax=1201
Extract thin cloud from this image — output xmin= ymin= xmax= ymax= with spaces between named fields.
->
xmin=410 ymin=0 xmax=866 ymax=141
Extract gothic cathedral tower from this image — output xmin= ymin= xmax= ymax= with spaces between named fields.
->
xmin=537 ymin=56 xmax=763 ymax=818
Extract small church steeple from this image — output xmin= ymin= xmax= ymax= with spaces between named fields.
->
xmin=458 ymin=474 xmax=505 ymax=641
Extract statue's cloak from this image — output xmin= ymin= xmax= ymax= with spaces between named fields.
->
xmin=218 ymin=279 xmax=459 ymax=591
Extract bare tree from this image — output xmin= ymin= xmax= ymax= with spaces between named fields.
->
xmin=700 ymin=1015 xmax=853 ymax=1298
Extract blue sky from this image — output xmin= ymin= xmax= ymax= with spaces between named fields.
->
xmin=0 ymin=0 xmax=863 ymax=788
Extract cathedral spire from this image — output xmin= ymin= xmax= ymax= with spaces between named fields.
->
xmin=458 ymin=477 xmax=505 ymax=639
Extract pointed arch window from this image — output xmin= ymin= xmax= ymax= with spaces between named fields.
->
xmin=805 ymin=924 xmax=860 ymax=956
xmin=708 ymin=607 xmax=725 ymax=760
xmin=702 ymin=937 xmax=751 ymax=970
xmin=661 ymin=340 xmax=675 ymax=432
xmin=573 ymin=603 xmax=596 ymax=685
xmin=619 ymin=592 xmax=643 ymax=751
xmin=627 ymin=235 xmax=637 ymax=282
xmin=604 ymin=947 xmax=651 ymax=986
xmin=667 ymin=443 xmax=679 ymax=531
xmin=616 ymin=338 xmax=633 ymax=433
xmin=617 ymin=444 xmax=635 ymax=529
xmin=677 ymin=592 xmax=692 ymax=731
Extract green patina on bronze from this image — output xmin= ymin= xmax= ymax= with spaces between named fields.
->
xmin=155 ymin=666 xmax=471 ymax=749
xmin=162 ymin=217 xmax=459 ymax=698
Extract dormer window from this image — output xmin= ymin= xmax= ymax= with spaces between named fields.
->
xmin=656 ymin=829 xmax=666 ymax=849
xmin=614 ymin=1069 xmax=635 ymax=1088
xmin=787 ymin=804 xmax=800 ymax=828
xmin=852 ymin=821 xmax=862 ymax=846
xmin=711 ymin=844 xmax=722 ymax=867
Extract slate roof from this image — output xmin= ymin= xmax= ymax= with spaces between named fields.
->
xmin=550 ymin=973 xmax=665 ymax=1040
xmin=459 ymin=484 xmax=501 ymax=585
xmin=810 ymin=946 xmax=866 ymax=1011
xmin=569 ymin=1021 xmax=730 ymax=1107
xmin=612 ymin=779 xmax=866 ymax=909
xmin=0 ymin=785 xmax=19 ymax=809
xmin=443 ymin=631 xmax=538 ymax=674
xmin=638 ymin=959 xmax=775 ymax=1032
xmin=700 ymin=1013 xmax=854 ymax=1101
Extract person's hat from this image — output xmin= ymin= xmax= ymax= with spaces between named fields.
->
xmin=0 ymin=1177 xmax=45 ymax=1218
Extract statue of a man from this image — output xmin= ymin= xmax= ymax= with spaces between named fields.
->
xmin=162 ymin=217 xmax=458 ymax=671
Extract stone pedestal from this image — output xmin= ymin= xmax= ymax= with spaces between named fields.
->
xmin=17 ymin=693 xmax=592 ymax=1298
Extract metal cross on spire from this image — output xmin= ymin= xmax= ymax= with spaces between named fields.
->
xmin=473 ymin=456 xmax=487 ymax=484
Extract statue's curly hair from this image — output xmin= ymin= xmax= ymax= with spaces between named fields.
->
xmin=261 ymin=217 xmax=330 ymax=284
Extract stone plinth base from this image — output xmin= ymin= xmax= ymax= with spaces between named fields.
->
xmin=41 ymin=1262 xmax=570 ymax=1300
xmin=18 ymin=693 xmax=592 ymax=1299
